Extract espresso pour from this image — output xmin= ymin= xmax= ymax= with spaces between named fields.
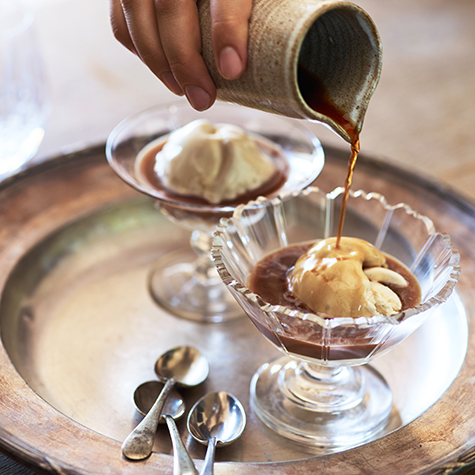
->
xmin=288 ymin=5 xmax=381 ymax=244
xmin=299 ymin=65 xmax=362 ymax=247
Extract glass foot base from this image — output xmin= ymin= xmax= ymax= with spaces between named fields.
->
xmin=250 ymin=356 xmax=393 ymax=450
xmin=148 ymin=248 xmax=243 ymax=323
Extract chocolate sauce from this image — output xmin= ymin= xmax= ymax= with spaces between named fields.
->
xmin=298 ymin=65 xmax=360 ymax=247
xmin=136 ymin=137 xmax=289 ymax=208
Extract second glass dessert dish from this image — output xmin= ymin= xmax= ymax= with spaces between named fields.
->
xmin=212 ymin=186 xmax=460 ymax=450
xmin=106 ymin=102 xmax=324 ymax=323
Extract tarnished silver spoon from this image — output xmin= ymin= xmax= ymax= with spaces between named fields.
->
xmin=122 ymin=346 xmax=209 ymax=460
xmin=134 ymin=381 xmax=198 ymax=475
xmin=187 ymin=392 xmax=246 ymax=475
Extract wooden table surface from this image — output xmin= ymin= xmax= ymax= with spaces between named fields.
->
xmin=1 ymin=0 xmax=474 ymax=473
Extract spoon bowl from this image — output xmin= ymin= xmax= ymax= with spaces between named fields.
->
xmin=134 ymin=381 xmax=198 ymax=475
xmin=155 ymin=346 xmax=210 ymax=387
xmin=187 ymin=392 xmax=246 ymax=474
xmin=122 ymin=345 xmax=209 ymax=460
xmin=134 ymin=381 xmax=185 ymax=419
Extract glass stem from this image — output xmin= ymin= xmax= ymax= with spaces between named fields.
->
xmin=189 ymin=230 xmax=216 ymax=280
xmin=279 ymin=359 xmax=366 ymax=412
xmin=299 ymin=362 xmax=349 ymax=382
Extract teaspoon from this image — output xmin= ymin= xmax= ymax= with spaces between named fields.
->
xmin=134 ymin=381 xmax=198 ymax=475
xmin=187 ymin=392 xmax=246 ymax=475
xmin=122 ymin=346 xmax=209 ymax=460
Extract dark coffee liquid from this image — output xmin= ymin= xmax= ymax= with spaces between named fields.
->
xmin=298 ymin=65 xmax=360 ymax=247
xmin=247 ymin=243 xmax=422 ymax=361
xmin=298 ymin=66 xmax=359 ymax=144
xmin=136 ymin=137 xmax=289 ymax=208
xmin=336 ymin=139 xmax=360 ymax=247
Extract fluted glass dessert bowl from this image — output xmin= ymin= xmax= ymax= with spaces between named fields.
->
xmin=211 ymin=186 xmax=460 ymax=450
xmin=106 ymin=101 xmax=324 ymax=323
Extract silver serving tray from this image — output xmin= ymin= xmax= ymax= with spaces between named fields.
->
xmin=0 ymin=144 xmax=474 ymax=474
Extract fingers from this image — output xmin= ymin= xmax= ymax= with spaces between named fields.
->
xmin=210 ymin=0 xmax=252 ymax=80
xmin=117 ymin=0 xmax=184 ymax=96
xmin=110 ymin=0 xmax=251 ymax=110
xmin=109 ymin=0 xmax=136 ymax=55
xmin=155 ymin=0 xmax=216 ymax=111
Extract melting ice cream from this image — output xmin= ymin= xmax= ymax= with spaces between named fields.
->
xmin=153 ymin=119 xmax=277 ymax=204
xmin=288 ymin=237 xmax=409 ymax=317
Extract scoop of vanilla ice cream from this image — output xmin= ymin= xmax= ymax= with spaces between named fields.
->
xmin=154 ymin=119 xmax=276 ymax=203
xmin=288 ymin=237 xmax=408 ymax=318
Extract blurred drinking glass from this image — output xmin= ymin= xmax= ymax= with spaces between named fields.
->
xmin=0 ymin=0 xmax=48 ymax=178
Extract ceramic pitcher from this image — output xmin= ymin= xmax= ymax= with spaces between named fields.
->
xmin=198 ymin=0 xmax=382 ymax=143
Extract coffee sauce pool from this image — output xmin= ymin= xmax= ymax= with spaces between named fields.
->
xmin=298 ymin=65 xmax=361 ymax=247
xmin=247 ymin=243 xmax=421 ymax=360
xmin=248 ymin=243 xmax=422 ymax=314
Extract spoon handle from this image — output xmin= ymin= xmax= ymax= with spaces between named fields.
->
xmin=199 ymin=437 xmax=218 ymax=475
xmin=122 ymin=379 xmax=175 ymax=460
xmin=164 ymin=415 xmax=199 ymax=475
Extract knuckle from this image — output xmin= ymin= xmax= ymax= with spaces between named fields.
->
xmin=139 ymin=49 xmax=167 ymax=73
xmin=138 ymin=48 xmax=156 ymax=65
xmin=168 ymin=54 xmax=196 ymax=75
xmin=212 ymin=16 xmax=241 ymax=31
xmin=110 ymin=22 xmax=125 ymax=42
xmin=211 ymin=1 xmax=251 ymax=29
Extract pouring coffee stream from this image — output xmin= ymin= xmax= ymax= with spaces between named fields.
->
xmin=296 ymin=22 xmax=371 ymax=247
xmin=299 ymin=67 xmax=363 ymax=247
xmin=336 ymin=138 xmax=360 ymax=247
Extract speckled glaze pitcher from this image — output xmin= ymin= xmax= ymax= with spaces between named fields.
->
xmin=198 ymin=0 xmax=382 ymax=143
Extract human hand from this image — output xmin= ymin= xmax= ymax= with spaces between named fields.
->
xmin=110 ymin=0 xmax=252 ymax=111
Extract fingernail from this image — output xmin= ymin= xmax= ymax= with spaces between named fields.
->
xmin=219 ymin=46 xmax=243 ymax=80
xmin=185 ymin=85 xmax=211 ymax=111
xmin=161 ymin=71 xmax=183 ymax=95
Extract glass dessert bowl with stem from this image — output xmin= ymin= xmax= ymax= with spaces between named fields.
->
xmin=105 ymin=101 xmax=324 ymax=323
xmin=211 ymin=186 xmax=460 ymax=450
